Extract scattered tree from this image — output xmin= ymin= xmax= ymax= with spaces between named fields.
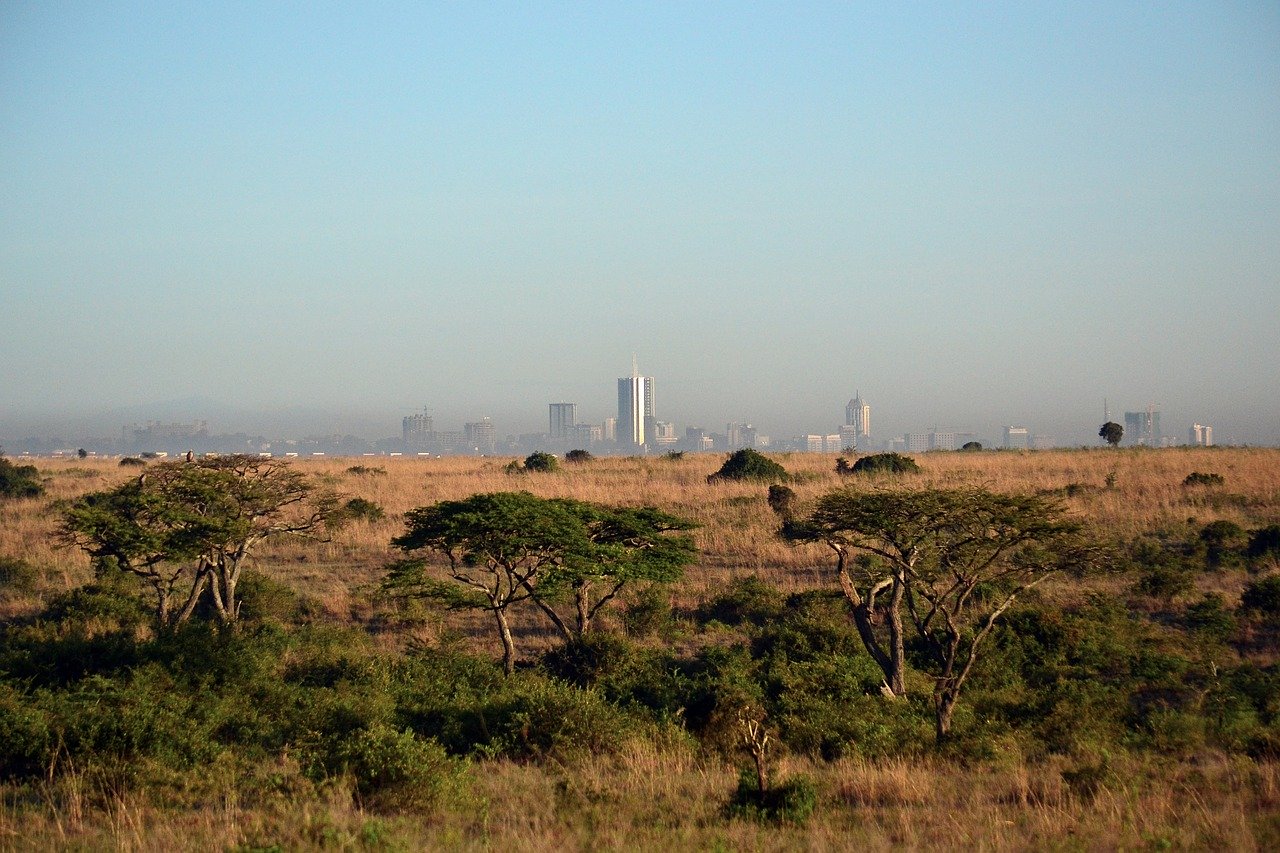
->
xmin=784 ymin=486 xmax=1083 ymax=738
xmin=1099 ymin=422 xmax=1123 ymax=447
xmin=564 ymin=449 xmax=594 ymax=463
xmin=835 ymin=457 xmax=854 ymax=476
xmin=531 ymin=500 xmax=696 ymax=639
xmin=386 ymin=492 xmax=586 ymax=674
xmin=62 ymin=455 xmax=336 ymax=630
xmin=961 ymin=441 xmax=983 ymax=451
xmin=708 ymin=449 xmax=788 ymax=484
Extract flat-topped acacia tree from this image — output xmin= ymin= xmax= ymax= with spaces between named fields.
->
xmin=62 ymin=455 xmax=336 ymax=631
xmin=784 ymin=486 xmax=1081 ymax=739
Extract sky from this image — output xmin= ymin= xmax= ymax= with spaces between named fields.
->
xmin=2 ymin=2 xmax=1278 ymax=445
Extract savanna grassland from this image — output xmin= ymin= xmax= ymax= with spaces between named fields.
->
xmin=2 ymin=446 xmax=1280 ymax=850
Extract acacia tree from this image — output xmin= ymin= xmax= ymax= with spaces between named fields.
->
xmin=386 ymin=492 xmax=588 ymax=674
xmin=899 ymin=490 xmax=1080 ymax=739
xmin=529 ymin=500 xmax=697 ymax=640
xmin=63 ymin=456 xmax=335 ymax=630
xmin=785 ymin=487 xmax=1083 ymax=738
xmin=782 ymin=490 xmax=963 ymax=697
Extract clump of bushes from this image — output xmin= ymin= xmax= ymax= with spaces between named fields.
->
xmin=564 ymin=449 xmax=593 ymax=463
xmin=708 ymin=449 xmax=788 ymax=484
xmin=0 ymin=457 xmax=43 ymax=499
xmin=728 ymin=767 xmax=818 ymax=825
xmin=119 ymin=457 xmax=147 ymax=467
xmin=346 ymin=465 xmax=387 ymax=476
xmin=507 ymin=452 xmax=559 ymax=474
xmin=1184 ymin=472 xmax=1225 ymax=487
xmin=338 ymin=497 xmax=386 ymax=524
xmin=1248 ymin=526 xmax=1280 ymax=564
xmin=848 ymin=452 xmax=921 ymax=475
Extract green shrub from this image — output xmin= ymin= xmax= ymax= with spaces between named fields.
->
xmin=849 ymin=453 xmax=921 ymax=475
xmin=321 ymin=724 xmax=459 ymax=812
xmin=707 ymin=449 xmax=788 ymax=483
xmin=1183 ymin=594 xmax=1237 ymax=641
xmin=1241 ymin=576 xmax=1280 ymax=616
xmin=1184 ymin=471 xmax=1225 ymax=487
xmin=1200 ymin=520 xmax=1247 ymax=569
xmin=697 ymin=576 xmax=785 ymax=627
xmin=0 ymin=457 xmax=43 ymax=499
xmin=0 ymin=556 xmax=40 ymax=596
xmin=620 ymin=585 xmax=675 ymax=639
xmin=727 ymin=767 xmax=818 ymax=825
xmin=522 ymin=451 xmax=559 ymax=473
xmin=339 ymin=497 xmax=386 ymax=523
xmin=564 ymin=449 xmax=593 ymax=463
xmin=345 ymin=465 xmax=386 ymax=476
xmin=118 ymin=457 xmax=147 ymax=467
xmin=1249 ymin=526 xmax=1280 ymax=563
xmin=541 ymin=633 xmax=639 ymax=688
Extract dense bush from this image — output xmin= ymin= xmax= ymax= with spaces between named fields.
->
xmin=849 ymin=453 xmax=921 ymax=475
xmin=0 ymin=457 xmax=43 ymax=499
xmin=564 ymin=449 xmax=594 ymax=463
xmin=338 ymin=497 xmax=386 ymax=523
xmin=1200 ymin=520 xmax=1248 ymax=569
xmin=728 ymin=767 xmax=817 ymax=825
xmin=1248 ymin=526 xmax=1280 ymax=563
xmin=708 ymin=449 xmax=788 ymax=483
xmin=1184 ymin=472 xmax=1225 ymax=487
xmin=522 ymin=451 xmax=559 ymax=472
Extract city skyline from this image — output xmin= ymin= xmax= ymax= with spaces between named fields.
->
xmin=2 ymin=6 xmax=1277 ymax=446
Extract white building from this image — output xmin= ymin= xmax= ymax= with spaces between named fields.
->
xmin=617 ymin=358 xmax=655 ymax=449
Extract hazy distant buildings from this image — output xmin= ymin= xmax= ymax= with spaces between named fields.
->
xmin=928 ymin=431 xmax=957 ymax=451
xmin=904 ymin=433 xmax=930 ymax=453
xmin=601 ymin=417 xmax=617 ymax=443
xmin=845 ymin=392 xmax=871 ymax=445
xmin=1003 ymin=426 xmax=1030 ymax=450
xmin=1189 ymin=423 xmax=1214 ymax=446
xmin=402 ymin=411 xmax=434 ymax=447
xmin=1125 ymin=409 xmax=1162 ymax=446
xmin=464 ymin=418 xmax=496 ymax=454
xmin=127 ymin=420 xmax=209 ymax=447
xmin=549 ymin=403 xmax=575 ymax=439
xmin=803 ymin=434 xmax=842 ymax=453
xmin=618 ymin=360 xmax=655 ymax=450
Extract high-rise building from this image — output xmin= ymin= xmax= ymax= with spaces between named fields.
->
xmin=549 ymin=403 xmax=575 ymax=439
xmin=1003 ymin=426 xmax=1030 ymax=450
xmin=402 ymin=410 xmax=434 ymax=447
xmin=845 ymin=392 xmax=871 ymax=444
xmin=1189 ymin=424 xmax=1214 ymax=446
xmin=617 ymin=358 xmax=655 ymax=449
xmin=464 ymin=418 xmax=496 ymax=455
xmin=1125 ymin=408 xmax=1161 ymax=446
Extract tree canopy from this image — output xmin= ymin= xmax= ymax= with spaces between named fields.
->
xmin=708 ymin=449 xmax=788 ymax=483
xmin=1100 ymin=422 xmax=1124 ymax=447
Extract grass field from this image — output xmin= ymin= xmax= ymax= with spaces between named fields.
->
xmin=2 ymin=446 xmax=1278 ymax=850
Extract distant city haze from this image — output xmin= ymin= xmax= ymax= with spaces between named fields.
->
xmin=2 ymin=5 xmax=1277 ymax=446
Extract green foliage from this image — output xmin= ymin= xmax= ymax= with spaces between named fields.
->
xmin=337 ymin=497 xmax=385 ymax=523
xmin=0 ymin=456 xmax=44 ymax=499
xmin=620 ymin=585 xmax=676 ymax=639
xmin=1241 ymin=576 xmax=1280 ymax=617
xmin=564 ymin=449 xmax=594 ymax=463
xmin=1099 ymin=421 xmax=1124 ymax=447
xmin=849 ymin=452 xmax=921 ymax=475
xmin=0 ymin=556 xmax=40 ymax=597
xmin=119 ymin=457 xmax=147 ymax=467
xmin=1184 ymin=471 xmax=1225 ymax=487
xmin=727 ymin=767 xmax=818 ymax=825
xmin=1183 ymin=593 xmax=1237 ymax=641
xmin=697 ymin=576 xmax=786 ymax=627
xmin=708 ymin=449 xmax=789 ymax=483
xmin=523 ymin=451 xmax=559 ymax=472
xmin=1248 ymin=526 xmax=1280 ymax=563
xmin=313 ymin=724 xmax=458 ymax=812
xmin=1200 ymin=520 xmax=1247 ymax=569
xmin=345 ymin=465 xmax=386 ymax=476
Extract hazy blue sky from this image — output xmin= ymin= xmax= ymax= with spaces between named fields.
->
xmin=3 ymin=2 xmax=1278 ymax=444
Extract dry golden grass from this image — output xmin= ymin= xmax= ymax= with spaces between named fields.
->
xmin=4 ymin=448 xmax=1279 ymax=620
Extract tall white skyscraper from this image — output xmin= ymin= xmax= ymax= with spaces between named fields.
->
xmin=617 ymin=357 xmax=654 ymax=449
xmin=845 ymin=392 xmax=871 ymax=443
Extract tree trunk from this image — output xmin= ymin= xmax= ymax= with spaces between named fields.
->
xmin=575 ymin=583 xmax=591 ymax=636
xmin=494 ymin=607 xmax=517 ymax=676
xmin=886 ymin=574 xmax=907 ymax=696
xmin=935 ymin=689 xmax=958 ymax=741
